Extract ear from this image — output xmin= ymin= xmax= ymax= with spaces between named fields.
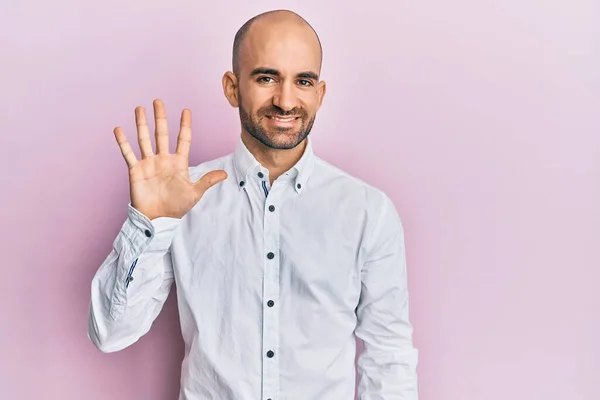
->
xmin=316 ymin=80 xmax=327 ymax=110
xmin=222 ymin=71 xmax=239 ymax=107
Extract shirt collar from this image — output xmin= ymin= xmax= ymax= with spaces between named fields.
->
xmin=233 ymin=136 xmax=315 ymax=194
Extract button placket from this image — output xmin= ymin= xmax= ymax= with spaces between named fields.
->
xmin=261 ymin=182 xmax=282 ymax=400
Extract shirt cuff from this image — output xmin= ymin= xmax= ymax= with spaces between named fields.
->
xmin=112 ymin=204 xmax=182 ymax=296
xmin=122 ymin=203 xmax=182 ymax=247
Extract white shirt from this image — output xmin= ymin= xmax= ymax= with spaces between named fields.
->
xmin=88 ymin=136 xmax=419 ymax=400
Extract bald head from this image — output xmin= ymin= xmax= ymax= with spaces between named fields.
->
xmin=222 ymin=9 xmax=327 ymax=151
xmin=232 ymin=9 xmax=323 ymax=77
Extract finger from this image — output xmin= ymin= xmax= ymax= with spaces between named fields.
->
xmin=193 ymin=170 xmax=228 ymax=198
xmin=175 ymin=108 xmax=192 ymax=159
xmin=153 ymin=99 xmax=169 ymax=154
xmin=135 ymin=106 xmax=154 ymax=158
xmin=114 ymin=127 xmax=138 ymax=168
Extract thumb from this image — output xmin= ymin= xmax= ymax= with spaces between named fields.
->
xmin=193 ymin=170 xmax=228 ymax=198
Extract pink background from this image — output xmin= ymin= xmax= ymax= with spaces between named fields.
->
xmin=1 ymin=0 xmax=599 ymax=399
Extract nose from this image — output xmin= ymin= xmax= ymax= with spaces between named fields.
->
xmin=272 ymin=82 xmax=297 ymax=112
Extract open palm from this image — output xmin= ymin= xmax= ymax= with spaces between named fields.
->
xmin=114 ymin=99 xmax=227 ymax=220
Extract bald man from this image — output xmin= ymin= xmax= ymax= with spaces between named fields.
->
xmin=88 ymin=9 xmax=418 ymax=400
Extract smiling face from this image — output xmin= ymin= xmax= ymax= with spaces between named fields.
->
xmin=223 ymin=12 xmax=326 ymax=150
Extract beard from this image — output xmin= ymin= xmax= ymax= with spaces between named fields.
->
xmin=238 ymin=91 xmax=316 ymax=150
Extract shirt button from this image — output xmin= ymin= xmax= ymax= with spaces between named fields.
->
xmin=267 ymin=300 xmax=274 ymax=307
xmin=239 ymin=180 xmax=245 ymax=187
xmin=296 ymin=183 xmax=302 ymax=189
xmin=268 ymin=205 xmax=275 ymax=212
xmin=258 ymin=172 xmax=264 ymax=178
xmin=267 ymin=252 xmax=275 ymax=259
xmin=144 ymin=229 xmax=152 ymax=237
xmin=266 ymin=350 xmax=274 ymax=358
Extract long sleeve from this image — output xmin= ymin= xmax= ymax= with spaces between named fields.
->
xmin=354 ymin=195 xmax=419 ymax=399
xmin=87 ymin=204 xmax=181 ymax=353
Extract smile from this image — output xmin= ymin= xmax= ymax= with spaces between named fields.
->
xmin=267 ymin=116 xmax=299 ymax=122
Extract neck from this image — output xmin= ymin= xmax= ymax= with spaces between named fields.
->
xmin=241 ymin=130 xmax=306 ymax=185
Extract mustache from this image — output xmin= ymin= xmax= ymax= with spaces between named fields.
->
xmin=259 ymin=106 xmax=306 ymax=118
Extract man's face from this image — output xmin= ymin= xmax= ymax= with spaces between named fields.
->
xmin=234 ymin=22 xmax=326 ymax=150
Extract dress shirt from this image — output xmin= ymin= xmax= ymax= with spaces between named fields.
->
xmin=88 ymin=136 xmax=419 ymax=400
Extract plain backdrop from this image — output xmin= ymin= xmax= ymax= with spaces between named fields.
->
xmin=1 ymin=0 xmax=599 ymax=399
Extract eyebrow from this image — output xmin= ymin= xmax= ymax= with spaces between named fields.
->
xmin=249 ymin=67 xmax=319 ymax=81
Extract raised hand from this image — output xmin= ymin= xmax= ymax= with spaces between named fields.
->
xmin=114 ymin=99 xmax=227 ymax=220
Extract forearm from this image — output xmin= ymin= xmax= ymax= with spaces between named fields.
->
xmin=87 ymin=204 xmax=180 ymax=352
xmin=356 ymin=324 xmax=419 ymax=399
xmin=355 ymin=276 xmax=419 ymax=399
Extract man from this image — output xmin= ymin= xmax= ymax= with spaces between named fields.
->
xmin=88 ymin=9 xmax=418 ymax=400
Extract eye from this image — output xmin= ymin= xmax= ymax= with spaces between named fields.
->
xmin=257 ymin=76 xmax=275 ymax=83
xmin=298 ymin=79 xmax=313 ymax=86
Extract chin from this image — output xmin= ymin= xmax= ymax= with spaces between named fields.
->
xmin=262 ymin=133 xmax=304 ymax=150
xmin=267 ymin=138 xmax=301 ymax=150
xmin=259 ymin=127 xmax=301 ymax=145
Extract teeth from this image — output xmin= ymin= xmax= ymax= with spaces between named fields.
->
xmin=270 ymin=116 xmax=295 ymax=121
